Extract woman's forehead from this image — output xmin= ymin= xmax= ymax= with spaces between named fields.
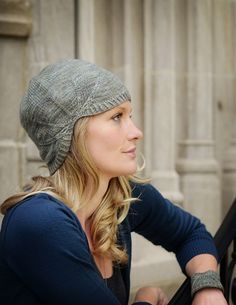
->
xmin=106 ymin=101 xmax=132 ymax=113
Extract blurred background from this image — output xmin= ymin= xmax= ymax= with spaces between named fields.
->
xmin=0 ymin=0 xmax=236 ymax=301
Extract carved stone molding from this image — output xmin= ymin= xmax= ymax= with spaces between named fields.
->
xmin=0 ymin=0 xmax=32 ymax=37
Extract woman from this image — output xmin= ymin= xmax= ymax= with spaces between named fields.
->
xmin=0 ymin=59 xmax=227 ymax=305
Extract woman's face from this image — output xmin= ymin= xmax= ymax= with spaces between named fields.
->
xmin=86 ymin=101 xmax=143 ymax=180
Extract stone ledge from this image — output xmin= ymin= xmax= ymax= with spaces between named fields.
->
xmin=130 ymin=248 xmax=185 ymax=302
xmin=0 ymin=0 xmax=32 ymax=37
xmin=0 ymin=14 xmax=31 ymax=36
xmin=176 ymin=158 xmax=220 ymax=173
xmin=130 ymin=250 xmax=185 ymax=303
xmin=131 ymin=249 xmax=183 ymax=288
xmin=129 ymin=276 xmax=184 ymax=305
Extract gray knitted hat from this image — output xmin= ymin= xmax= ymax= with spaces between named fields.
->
xmin=20 ymin=59 xmax=131 ymax=175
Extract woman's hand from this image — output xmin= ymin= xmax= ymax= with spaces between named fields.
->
xmin=134 ymin=286 xmax=168 ymax=305
xmin=192 ymin=288 xmax=228 ymax=305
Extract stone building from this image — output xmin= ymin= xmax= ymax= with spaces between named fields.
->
xmin=0 ymin=0 xmax=236 ymax=301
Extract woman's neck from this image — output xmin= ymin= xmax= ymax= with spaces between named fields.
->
xmin=76 ymin=177 xmax=109 ymax=230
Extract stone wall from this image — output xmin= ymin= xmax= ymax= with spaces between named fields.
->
xmin=1 ymin=0 xmax=236 ymax=300
xmin=0 ymin=0 xmax=32 ymax=221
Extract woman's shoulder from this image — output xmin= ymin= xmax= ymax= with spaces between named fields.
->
xmin=7 ymin=193 xmax=74 ymax=218
xmin=131 ymin=182 xmax=164 ymax=202
xmin=1 ymin=193 xmax=81 ymax=238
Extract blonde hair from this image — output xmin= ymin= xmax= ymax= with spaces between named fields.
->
xmin=1 ymin=117 xmax=145 ymax=264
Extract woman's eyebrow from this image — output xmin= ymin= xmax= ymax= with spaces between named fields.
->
xmin=113 ymin=105 xmax=133 ymax=112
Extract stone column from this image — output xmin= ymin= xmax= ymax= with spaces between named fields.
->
xmin=176 ymin=0 xmax=221 ymax=234
xmin=111 ymin=0 xmax=125 ymax=78
xmin=130 ymin=0 xmax=185 ymax=297
xmin=222 ymin=0 xmax=236 ymax=214
xmin=77 ymin=0 xmax=95 ymax=62
xmin=212 ymin=0 xmax=233 ymax=163
xmin=143 ymin=0 xmax=183 ymax=203
xmin=77 ymin=0 xmax=114 ymax=69
xmin=0 ymin=0 xmax=32 ymax=210
xmin=123 ymin=0 xmax=144 ymax=132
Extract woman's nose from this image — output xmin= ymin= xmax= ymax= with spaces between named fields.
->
xmin=128 ymin=121 xmax=143 ymax=141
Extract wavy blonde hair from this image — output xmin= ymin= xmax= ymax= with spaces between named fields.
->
xmin=1 ymin=117 xmax=145 ymax=264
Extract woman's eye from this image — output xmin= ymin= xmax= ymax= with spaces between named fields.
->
xmin=112 ymin=113 xmax=122 ymax=121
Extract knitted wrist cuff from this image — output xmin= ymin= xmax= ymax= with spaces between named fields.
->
xmin=191 ymin=270 xmax=224 ymax=297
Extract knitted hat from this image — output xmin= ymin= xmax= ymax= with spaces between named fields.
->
xmin=20 ymin=59 xmax=131 ymax=175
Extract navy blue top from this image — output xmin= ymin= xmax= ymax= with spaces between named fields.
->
xmin=0 ymin=183 xmax=218 ymax=305
xmin=107 ymin=266 xmax=127 ymax=305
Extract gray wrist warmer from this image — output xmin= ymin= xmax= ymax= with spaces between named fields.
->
xmin=191 ymin=270 xmax=224 ymax=297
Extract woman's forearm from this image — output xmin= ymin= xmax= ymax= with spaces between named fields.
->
xmin=185 ymin=253 xmax=218 ymax=276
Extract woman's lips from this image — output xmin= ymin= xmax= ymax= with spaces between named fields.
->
xmin=123 ymin=147 xmax=136 ymax=157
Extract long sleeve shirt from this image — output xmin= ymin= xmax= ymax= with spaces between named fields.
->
xmin=0 ymin=183 xmax=218 ymax=305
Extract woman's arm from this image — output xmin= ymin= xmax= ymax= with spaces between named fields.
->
xmin=186 ymin=253 xmax=218 ymax=276
xmin=129 ymin=183 xmax=218 ymax=270
xmin=130 ymin=183 xmax=228 ymax=305
xmin=186 ymin=254 xmax=227 ymax=305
